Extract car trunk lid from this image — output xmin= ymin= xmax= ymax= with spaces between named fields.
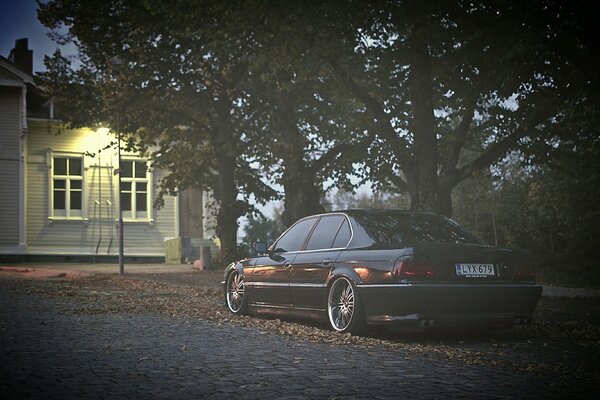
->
xmin=399 ymin=243 xmax=522 ymax=283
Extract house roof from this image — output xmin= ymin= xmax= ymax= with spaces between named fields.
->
xmin=0 ymin=51 xmax=53 ymax=119
xmin=0 ymin=55 xmax=36 ymax=87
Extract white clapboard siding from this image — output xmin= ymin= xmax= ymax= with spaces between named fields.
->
xmin=0 ymin=87 xmax=21 ymax=246
xmin=26 ymin=120 xmax=178 ymax=256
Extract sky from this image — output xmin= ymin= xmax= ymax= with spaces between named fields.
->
xmin=0 ymin=0 xmax=76 ymax=72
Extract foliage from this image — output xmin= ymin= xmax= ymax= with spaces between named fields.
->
xmin=37 ymin=0 xmax=278 ymax=262
xmin=36 ymin=0 xmax=599 ymax=265
xmin=327 ymin=190 xmax=410 ymax=211
xmin=453 ymin=145 xmax=600 ymax=268
xmin=324 ymin=0 xmax=587 ymax=216
xmin=242 ymin=206 xmax=286 ymax=246
xmin=236 ymin=3 xmax=379 ymax=226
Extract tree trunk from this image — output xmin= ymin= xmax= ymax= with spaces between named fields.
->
xmin=281 ymin=163 xmax=324 ymax=227
xmin=405 ymin=41 xmax=454 ymax=216
xmin=407 ymin=183 xmax=453 ymax=216
xmin=212 ymin=145 xmax=244 ymax=263
xmin=275 ymin=97 xmax=324 ymax=227
xmin=211 ymin=97 xmax=246 ymax=264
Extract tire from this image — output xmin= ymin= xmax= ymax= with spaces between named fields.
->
xmin=226 ymin=270 xmax=247 ymax=314
xmin=327 ymin=277 xmax=366 ymax=334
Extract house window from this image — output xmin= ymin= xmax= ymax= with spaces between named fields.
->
xmin=52 ymin=156 xmax=83 ymax=218
xmin=120 ymin=160 xmax=149 ymax=220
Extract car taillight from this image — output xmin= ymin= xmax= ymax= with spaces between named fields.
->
xmin=514 ymin=264 xmax=536 ymax=281
xmin=393 ymin=259 xmax=435 ymax=278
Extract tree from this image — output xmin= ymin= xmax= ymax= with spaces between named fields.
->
xmin=38 ymin=0 xmax=276 ymax=262
xmin=37 ymin=0 xmax=599 ymax=260
xmin=238 ymin=3 xmax=377 ymax=226
xmin=453 ymin=144 xmax=600 ymax=266
xmin=326 ymin=0 xmax=595 ymax=216
xmin=242 ymin=207 xmax=286 ymax=246
xmin=450 ymin=169 xmax=496 ymax=244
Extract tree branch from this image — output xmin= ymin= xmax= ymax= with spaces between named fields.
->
xmin=326 ymin=56 xmax=411 ymax=161
xmin=453 ymin=108 xmax=551 ymax=185
xmin=455 ymin=132 xmax=521 ymax=183
xmin=442 ymin=101 xmax=475 ymax=173
xmin=309 ymin=132 xmax=374 ymax=175
xmin=388 ymin=173 xmax=409 ymax=192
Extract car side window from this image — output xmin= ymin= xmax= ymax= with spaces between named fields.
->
xmin=272 ymin=217 xmax=318 ymax=253
xmin=305 ymin=215 xmax=346 ymax=251
xmin=332 ymin=218 xmax=351 ymax=248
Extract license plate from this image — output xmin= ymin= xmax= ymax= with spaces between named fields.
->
xmin=455 ymin=263 xmax=495 ymax=277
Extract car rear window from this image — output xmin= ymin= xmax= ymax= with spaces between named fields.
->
xmin=353 ymin=212 xmax=485 ymax=247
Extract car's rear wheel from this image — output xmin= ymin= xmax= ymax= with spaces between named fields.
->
xmin=226 ymin=270 xmax=247 ymax=314
xmin=327 ymin=277 xmax=366 ymax=334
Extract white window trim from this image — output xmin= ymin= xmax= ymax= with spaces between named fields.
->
xmin=47 ymin=150 xmax=88 ymax=222
xmin=118 ymin=157 xmax=154 ymax=224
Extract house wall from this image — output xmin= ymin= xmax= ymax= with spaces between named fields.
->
xmin=0 ymin=86 xmax=22 ymax=251
xmin=25 ymin=120 xmax=178 ymax=256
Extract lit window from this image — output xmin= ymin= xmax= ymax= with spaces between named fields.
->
xmin=120 ymin=160 xmax=149 ymax=219
xmin=52 ymin=156 xmax=83 ymax=218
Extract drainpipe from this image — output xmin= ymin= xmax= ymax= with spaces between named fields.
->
xmin=19 ymin=85 xmax=27 ymax=253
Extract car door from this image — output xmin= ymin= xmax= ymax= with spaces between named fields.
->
xmin=245 ymin=216 xmax=318 ymax=307
xmin=290 ymin=214 xmax=351 ymax=310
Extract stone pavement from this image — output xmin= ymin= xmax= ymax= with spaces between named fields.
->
xmin=1 ymin=279 xmax=598 ymax=399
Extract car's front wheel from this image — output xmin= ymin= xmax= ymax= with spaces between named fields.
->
xmin=226 ymin=270 xmax=247 ymax=314
xmin=327 ymin=277 xmax=366 ymax=334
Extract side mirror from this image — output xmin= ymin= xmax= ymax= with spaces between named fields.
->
xmin=253 ymin=241 xmax=268 ymax=255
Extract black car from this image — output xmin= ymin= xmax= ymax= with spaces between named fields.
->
xmin=223 ymin=209 xmax=542 ymax=334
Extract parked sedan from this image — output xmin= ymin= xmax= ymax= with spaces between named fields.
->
xmin=223 ymin=209 xmax=542 ymax=334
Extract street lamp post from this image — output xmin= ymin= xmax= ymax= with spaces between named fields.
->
xmin=117 ymin=127 xmax=124 ymax=274
xmin=109 ymin=56 xmax=125 ymax=274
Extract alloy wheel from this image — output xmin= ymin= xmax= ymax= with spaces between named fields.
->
xmin=226 ymin=271 xmax=246 ymax=313
xmin=328 ymin=277 xmax=356 ymax=332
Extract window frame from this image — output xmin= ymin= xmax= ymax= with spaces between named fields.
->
xmin=48 ymin=151 xmax=86 ymax=221
xmin=118 ymin=157 xmax=153 ymax=223
xmin=331 ymin=218 xmax=352 ymax=249
xmin=270 ymin=213 xmax=354 ymax=254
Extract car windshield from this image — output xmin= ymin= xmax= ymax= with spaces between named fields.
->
xmin=353 ymin=212 xmax=485 ymax=247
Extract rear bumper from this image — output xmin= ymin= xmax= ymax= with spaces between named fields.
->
xmin=357 ymin=283 xmax=542 ymax=327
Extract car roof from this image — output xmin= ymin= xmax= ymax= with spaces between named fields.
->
xmin=328 ymin=209 xmax=442 ymax=218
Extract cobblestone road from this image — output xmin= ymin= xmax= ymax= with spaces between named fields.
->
xmin=0 ymin=280 xmax=597 ymax=399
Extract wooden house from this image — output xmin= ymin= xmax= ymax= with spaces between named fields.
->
xmin=0 ymin=39 xmax=217 ymax=262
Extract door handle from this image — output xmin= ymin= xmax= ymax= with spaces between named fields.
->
xmin=323 ymin=259 xmax=334 ymax=266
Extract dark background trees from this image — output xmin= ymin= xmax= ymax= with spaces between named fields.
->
xmin=38 ymin=0 xmax=598 ymax=267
